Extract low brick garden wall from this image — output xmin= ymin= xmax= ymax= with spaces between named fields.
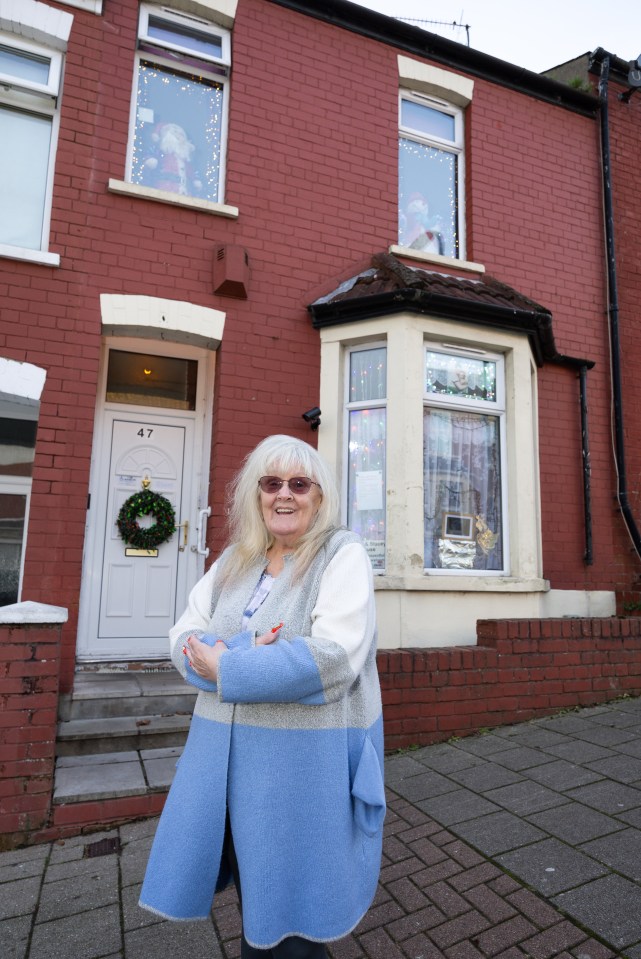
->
xmin=3 ymin=612 xmax=641 ymax=845
xmin=378 ymin=617 xmax=641 ymax=751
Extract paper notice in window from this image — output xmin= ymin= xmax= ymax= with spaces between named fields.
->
xmin=138 ymin=107 xmax=155 ymax=124
xmin=355 ymin=470 xmax=383 ymax=511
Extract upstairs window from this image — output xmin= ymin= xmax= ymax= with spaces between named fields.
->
xmin=0 ymin=37 xmax=62 ymax=252
xmin=423 ymin=347 xmax=506 ymax=573
xmin=127 ymin=4 xmax=231 ymax=204
xmin=398 ymin=92 xmax=464 ymax=259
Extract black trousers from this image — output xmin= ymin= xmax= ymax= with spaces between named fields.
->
xmin=224 ymin=819 xmax=328 ymax=959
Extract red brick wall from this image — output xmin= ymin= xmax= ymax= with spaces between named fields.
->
xmin=2 ymin=1 xmax=638 ymax=688
xmin=0 ymin=623 xmax=61 ymax=846
xmin=379 ymin=617 xmax=641 ymax=752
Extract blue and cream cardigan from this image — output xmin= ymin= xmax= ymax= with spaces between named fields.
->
xmin=139 ymin=529 xmax=385 ymax=949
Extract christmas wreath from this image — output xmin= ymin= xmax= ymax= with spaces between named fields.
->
xmin=116 ymin=489 xmax=176 ymax=550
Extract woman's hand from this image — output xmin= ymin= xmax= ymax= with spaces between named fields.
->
xmin=186 ymin=635 xmax=226 ymax=681
xmin=255 ymin=624 xmax=282 ymax=646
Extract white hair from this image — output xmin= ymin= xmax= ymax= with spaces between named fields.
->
xmin=220 ymin=435 xmax=341 ymax=582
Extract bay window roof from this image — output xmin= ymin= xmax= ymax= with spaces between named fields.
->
xmin=309 ymin=253 xmax=593 ymax=370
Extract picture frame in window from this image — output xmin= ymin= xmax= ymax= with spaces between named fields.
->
xmin=441 ymin=511 xmax=475 ymax=541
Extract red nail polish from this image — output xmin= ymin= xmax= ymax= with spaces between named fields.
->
xmin=271 ymin=622 xmax=283 ymax=633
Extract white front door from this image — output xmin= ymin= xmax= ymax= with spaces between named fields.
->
xmin=98 ymin=417 xmax=187 ymax=647
xmin=77 ymin=342 xmax=213 ymax=661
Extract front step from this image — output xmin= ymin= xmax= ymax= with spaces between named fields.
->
xmin=54 ymin=667 xmax=196 ymax=803
xmin=56 ymin=712 xmax=192 ymax=755
xmin=59 ymin=670 xmax=196 ymax=722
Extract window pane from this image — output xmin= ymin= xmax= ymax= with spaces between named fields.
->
xmin=131 ymin=61 xmax=223 ymax=202
xmin=348 ymin=409 xmax=386 ymax=570
xmin=425 ymin=350 xmax=497 ymax=402
xmin=423 ymin=408 xmax=503 ymax=571
xmin=349 ymin=348 xmax=387 ymax=402
xmin=399 ymin=137 xmax=458 ymax=257
xmin=0 ymin=45 xmax=50 ymax=86
xmin=0 ymin=418 xmax=37 ymax=478
xmin=106 ymin=351 xmax=198 ymax=410
xmin=147 ymin=16 xmax=223 ymax=60
xmin=401 ymin=99 xmax=455 ymax=142
xmin=0 ymin=106 xmax=51 ymax=249
xmin=0 ymin=492 xmax=27 ymax=606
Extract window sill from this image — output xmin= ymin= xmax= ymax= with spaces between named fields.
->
xmin=108 ymin=180 xmax=239 ymax=219
xmin=0 ymin=244 xmax=60 ymax=267
xmin=389 ymin=245 xmax=485 ymax=275
xmin=374 ymin=574 xmax=549 ymax=593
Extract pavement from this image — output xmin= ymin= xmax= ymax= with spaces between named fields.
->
xmin=8 ymin=697 xmax=641 ymax=958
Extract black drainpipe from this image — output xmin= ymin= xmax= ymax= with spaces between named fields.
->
xmin=598 ymin=54 xmax=641 ymax=560
xmin=579 ymin=365 xmax=593 ymax=564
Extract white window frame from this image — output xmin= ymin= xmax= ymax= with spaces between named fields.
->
xmin=398 ymin=89 xmax=466 ymax=262
xmin=343 ymin=342 xmax=388 ymax=573
xmin=422 ymin=343 xmax=509 ymax=576
xmin=138 ymin=4 xmax=231 ymax=67
xmin=124 ymin=3 xmax=231 ymax=205
xmin=0 ymin=34 xmax=62 ymax=258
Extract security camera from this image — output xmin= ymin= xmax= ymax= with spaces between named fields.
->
xmin=302 ymin=407 xmax=321 ymax=430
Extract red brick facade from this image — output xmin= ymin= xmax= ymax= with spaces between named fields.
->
xmin=1 ymin=0 xmax=641 ymax=798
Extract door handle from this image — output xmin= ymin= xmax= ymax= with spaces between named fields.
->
xmin=196 ymin=506 xmax=211 ymax=557
xmin=176 ymin=520 xmax=189 ymax=552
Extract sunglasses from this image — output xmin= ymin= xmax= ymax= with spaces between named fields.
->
xmin=258 ymin=476 xmax=321 ymax=495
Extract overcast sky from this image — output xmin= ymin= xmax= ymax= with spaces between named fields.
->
xmin=351 ymin=0 xmax=639 ymax=73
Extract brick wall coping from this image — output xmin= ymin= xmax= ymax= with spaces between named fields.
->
xmin=0 ymin=601 xmax=68 ymax=624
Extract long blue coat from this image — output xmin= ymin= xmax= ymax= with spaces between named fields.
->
xmin=139 ymin=530 xmax=385 ymax=949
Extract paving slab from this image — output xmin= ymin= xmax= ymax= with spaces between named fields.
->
xmin=566 ymin=779 xmax=641 ymax=813
xmin=585 ymin=754 xmax=641 ymax=783
xmin=580 ymin=827 xmax=641 ymax=881
xmin=28 ymin=903 xmax=122 ymax=959
xmin=553 ymin=874 xmax=641 ymax=951
xmin=525 ymin=759 xmax=604 ymax=791
xmin=527 ymin=801 xmax=626 ymax=844
xmin=452 ymin=811 xmax=546 ymax=856
xmin=446 ymin=763 xmax=525 ymax=793
xmin=124 ymin=915 xmax=224 ymax=959
xmin=482 ymin=780 xmax=568 ymax=817
xmin=417 ymin=788 xmax=501 ymax=825
xmin=37 ymin=862 xmax=119 ymax=922
xmin=1 ymin=914 xmax=31 ymax=959
xmin=495 ymin=838 xmax=607 ymax=896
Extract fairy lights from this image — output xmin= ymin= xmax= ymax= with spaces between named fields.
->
xmin=399 ymin=137 xmax=458 ymax=257
xmin=425 ymin=350 xmax=496 ymax=403
xmin=131 ymin=61 xmax=223 ymax=203
xmin=347 ymin=349 xmax=387 ymax=569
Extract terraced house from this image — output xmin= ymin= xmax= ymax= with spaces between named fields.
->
xmin=1 ymin=0 xmax=640 ymax=844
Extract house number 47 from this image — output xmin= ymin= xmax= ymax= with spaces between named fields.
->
xmin=137 ymin=428 xmax=153 ymax=438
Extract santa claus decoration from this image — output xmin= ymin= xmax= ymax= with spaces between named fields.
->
xmin=401 ymin=192 xmax=444 ymax=255
xmin=142 ymin=122 xmax=203 ymax=197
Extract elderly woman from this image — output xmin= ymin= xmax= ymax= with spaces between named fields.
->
xmin=139 ymin=435 xmax=385 ymax=959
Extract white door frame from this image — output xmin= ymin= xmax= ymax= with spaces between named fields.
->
xmin=77 ymin=336 xmax=215 ymax=661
